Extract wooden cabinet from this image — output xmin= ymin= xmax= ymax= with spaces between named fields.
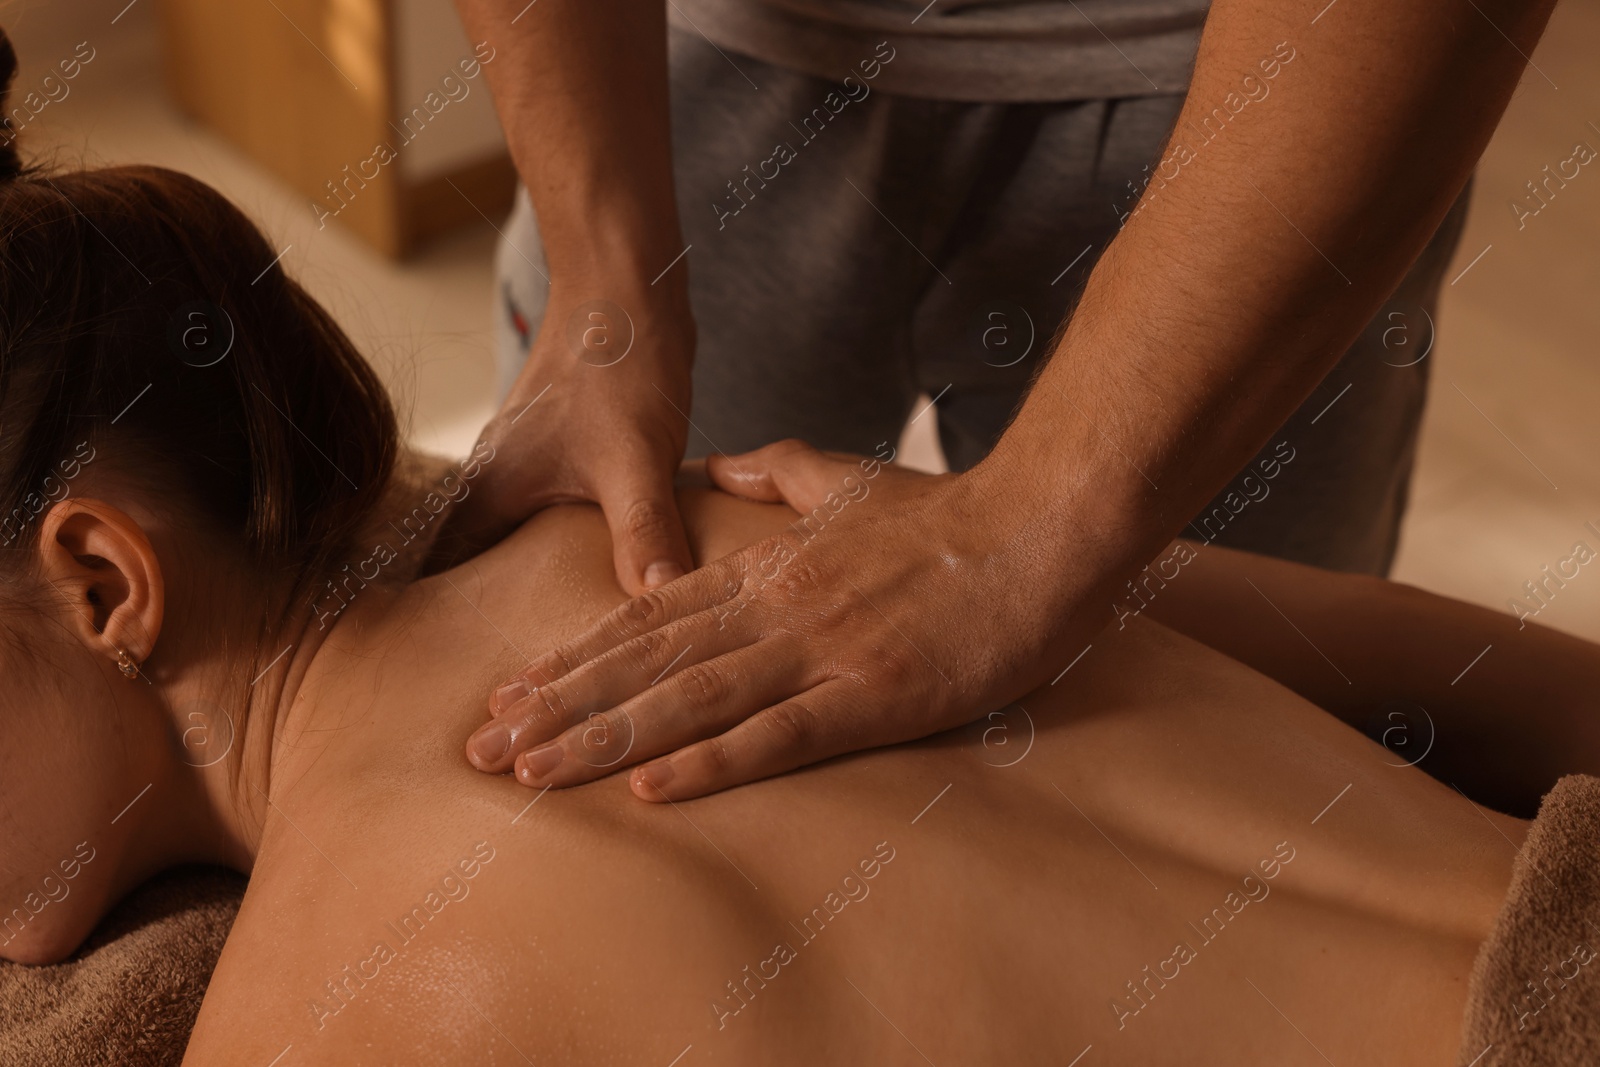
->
xmin=158 ymin=0 xmax=515 ymax=258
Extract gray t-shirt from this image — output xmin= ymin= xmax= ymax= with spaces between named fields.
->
xmin=667 ymin=0 xmax=1209 ymax=102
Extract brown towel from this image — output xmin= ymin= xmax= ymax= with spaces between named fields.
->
xmin=1459 ymin=774 xmax=1600 ymax=1066
xmin=0 ymin=867 xmax=244 ymax=1067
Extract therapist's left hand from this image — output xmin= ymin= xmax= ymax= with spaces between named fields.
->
xmin=464 ymin=439 xmax=1096 ymax=800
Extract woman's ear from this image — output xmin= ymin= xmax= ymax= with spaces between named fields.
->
xmin=34 ymin=498 xmax=165 ymax=666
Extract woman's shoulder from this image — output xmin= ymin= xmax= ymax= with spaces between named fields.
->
xmin=480 ymin=483 xmax=795 ymax=581
xmin=677 ymin=487 xmax=796 ymax=567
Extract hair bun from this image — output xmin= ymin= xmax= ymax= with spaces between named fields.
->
xmin=0 ymin=29 xmax=22 ymax=179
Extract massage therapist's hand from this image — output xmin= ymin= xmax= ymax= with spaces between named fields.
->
xmin=457 ymin=0 xmax=1559 ymax=800
xmin=447 ymin=0 xmax=698 ymax=594
xmin=442 ymin=281 xmax=697 ymax=595
xmin=465 ymin=440 xmax=1086 ymax=800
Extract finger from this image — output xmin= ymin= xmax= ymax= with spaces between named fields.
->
xmin=626 ymin=680 xmax=867 ymax=801
xmin=486 ymin=547 xmax=758 ymax=718
xmin=706 ymin=439 xmax=847 ymax=510
xmin=508 ymin=641 xmax=811 ymax=788
xmin=599 ymin=464 xmax=695 ymax=597
xmin=467 ymin=606 xmax=757 ymax=773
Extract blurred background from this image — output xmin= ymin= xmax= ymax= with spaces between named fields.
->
xmin=3 ymin=0 xmax=1598 ymax=639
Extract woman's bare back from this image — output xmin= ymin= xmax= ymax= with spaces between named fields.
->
xmin=185 ymin=492 xmax=1521 ymax=1066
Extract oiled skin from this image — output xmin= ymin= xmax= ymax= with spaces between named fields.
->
xmin=185 ymin=491 xmax=1521 ymax=1066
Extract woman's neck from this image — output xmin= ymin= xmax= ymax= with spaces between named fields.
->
xmin=148 ymin=570 xmax=357 ymax=875
xmin=151 ymin=451 xmax=466 ymax=874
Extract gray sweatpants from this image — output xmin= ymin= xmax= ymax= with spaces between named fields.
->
xmin=495 ymin=27 xmax=1472 ymax=575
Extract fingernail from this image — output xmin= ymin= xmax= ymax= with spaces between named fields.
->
xmin=644 ymin=562 xmax=685 ymax=589
xmin=518 ymin=744 xmax=564 ymax=782
xmin=493 ymin=679 xmax=530 ymax=714
xmin=635 ymin=761 xmax=675 ymax=794
xmin=469 ymin=724 xmax=510 ymax=765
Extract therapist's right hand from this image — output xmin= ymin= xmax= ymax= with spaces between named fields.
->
xmin=442 ymin=279 xmax=698 ymax=596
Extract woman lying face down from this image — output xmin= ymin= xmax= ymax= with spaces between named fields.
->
xmin=5 ymin=49 xmax=1600 ymax=1067
xmin=0 ymin=95 xmax=398 ymax=964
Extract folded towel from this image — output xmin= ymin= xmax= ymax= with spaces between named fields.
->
xmin=0 ymin=866 xmax=244 ymax=1067
xmin=1458 ymin=774 xmax=1600 ymax=1066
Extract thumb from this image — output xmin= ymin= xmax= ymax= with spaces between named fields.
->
xmin=600 ymin=469 xmax=695 ymax=596
xmin=707 ymin=439 xmax=854 ymax=513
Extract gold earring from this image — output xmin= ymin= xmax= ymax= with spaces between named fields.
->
xmin=115 ymin=648 xmax=141 ymax=680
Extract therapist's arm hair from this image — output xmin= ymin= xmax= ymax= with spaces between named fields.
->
xmin=981 ymin=0 xmax=1558 ymax=657
xmin=452 ymin=0 xmax=685 ymax=292
xmin=1140 ymin=543 xmax=1600 ymax=818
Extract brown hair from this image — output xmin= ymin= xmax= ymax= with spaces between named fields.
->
xmin=0 ymin=31 xmax=397 ymax=587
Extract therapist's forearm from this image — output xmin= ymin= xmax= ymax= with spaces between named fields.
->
xmin=454 ymin=0 xmax=687 ymax=290
xmin=981 ymin=0 xmax=1555 ymax=617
